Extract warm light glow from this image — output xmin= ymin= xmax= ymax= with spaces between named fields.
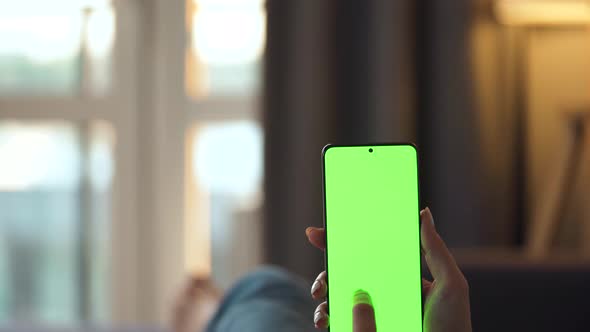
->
xmin=196 ymin=0 xmax=264 ymax=6
xmin=192 ymin=2 xmax=265 ymax=65
xmin=185 ymin=125 xmax=211 ymax=277
xmin=186 ymin=0 xmax=266 ymax=97
xmin=495 ymin=0 xmax=590 ymax=26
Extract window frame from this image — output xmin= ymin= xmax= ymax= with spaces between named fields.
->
xmin=0 ymin=0 xmax=147 ymax=324
xmin=0 ymin=0 xmax=263 ymax=325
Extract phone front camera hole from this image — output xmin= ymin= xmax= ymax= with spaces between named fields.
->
xmin=369 ymin=148 xmax=373 ymax=153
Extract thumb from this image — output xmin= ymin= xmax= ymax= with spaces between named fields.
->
xmin=420 ymin=207 xmax=462 ymax=283
xmin=353 ymin=290 xmax=376 ymax=332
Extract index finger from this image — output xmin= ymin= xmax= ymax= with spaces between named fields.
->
xmin=353 ymin=290 xmax=376 ymax=332
xmin=420 ymin=208 xmax=463 ymax=281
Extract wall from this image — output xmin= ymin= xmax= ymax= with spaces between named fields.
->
xmin=527 ymin=27 xmax=590 ymax=251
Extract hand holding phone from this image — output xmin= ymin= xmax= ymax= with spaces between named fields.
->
xmin=311 ymin=144 xmax=472 ymax=332
xmin=307 ymin=209 xmax=472 ymax=332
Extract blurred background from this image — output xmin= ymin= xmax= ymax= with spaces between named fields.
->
xmin=0 ymin=0 xmax=589 ymax=331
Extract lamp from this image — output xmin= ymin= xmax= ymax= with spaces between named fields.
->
xmin=495 ymin=0 xmax=590 ymax=26
xmin=493 ymin=0 xmax=590 ymax=256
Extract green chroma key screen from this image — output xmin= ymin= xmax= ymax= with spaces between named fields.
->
xmin=323 ymin=144 xmax=423 ymax=332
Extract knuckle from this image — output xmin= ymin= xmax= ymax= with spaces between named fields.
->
xmin=451 ymin=275 xmax=470 ymax=295
xmin=440 ymin=274 xmax=469 ymax=299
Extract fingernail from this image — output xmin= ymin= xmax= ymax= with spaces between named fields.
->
xmin=421 ymin=207 xmax=435 ymax=228
xmin=314 ymin=310 xmax=326 ymax=325
xmin=305 ymin=227 xmax=314 ymax=237
xmin=353 ymin=289 xmax=372 ymax=306
xmin=425 ymin=207 xmax=435 ymax=227
xmin=311 ymin=279 xmax=322 ymax=296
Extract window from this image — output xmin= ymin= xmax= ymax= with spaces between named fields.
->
xmin=0 ymin=0 xmax=118 ymax=324
xmin=1 ymin=0 xmax=264 ymax=323
xmin=0 ymin=121 xmax=114 ymax=323
xmin=185 ymin=121 xmax=263 ymax=288
xmin=184 ymin=0 xmax=266 ymax=289
xmin=0 ymin=0 xmax=115 ymax=96
xmin=185 ymin=0 xmax=265 ymax=98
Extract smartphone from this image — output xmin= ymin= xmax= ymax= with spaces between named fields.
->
xmin=322 ymin=144 xmax=423 ymax=331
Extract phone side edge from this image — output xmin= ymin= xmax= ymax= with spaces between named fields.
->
xmin=321 ymin=143 xmax=331 ymax=331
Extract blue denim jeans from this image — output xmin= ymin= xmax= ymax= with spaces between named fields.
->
xmin=205 ymin=266 xmax=317 ymax=332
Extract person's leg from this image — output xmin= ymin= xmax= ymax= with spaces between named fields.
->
xmin=206 ymin=266 xmax=316 ymax=332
